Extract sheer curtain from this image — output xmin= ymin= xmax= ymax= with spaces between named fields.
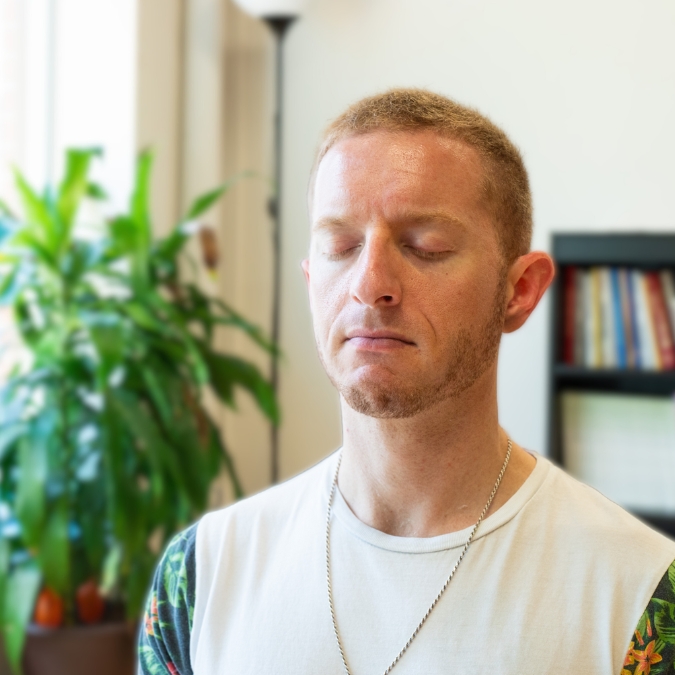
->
xmin=0 ymin=0 xmax=25 ymax=199
xmin=0 ymin=0 xmax=31 ymax=383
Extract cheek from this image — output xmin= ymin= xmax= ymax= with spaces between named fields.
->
xmin=421 ymin=268 xmax=498 ymax=335
xmin=309 ymin=264 xmax=351 ymax=341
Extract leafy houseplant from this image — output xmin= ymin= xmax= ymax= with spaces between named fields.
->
xmin=0 ymin=149 xmax=277 ymax=673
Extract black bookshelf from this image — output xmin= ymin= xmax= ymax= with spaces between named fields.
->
xmin=548 ymin=233 xmax=675 ymax=535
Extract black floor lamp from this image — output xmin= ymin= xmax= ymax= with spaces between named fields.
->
xmin=231 ymin=0 xmax=309 ymax=484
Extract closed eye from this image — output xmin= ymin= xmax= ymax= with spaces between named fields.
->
xmin=325 ymin=245 xmax=362 ymax=261
xmin=404 ymin=245 xmax=453 ymax=260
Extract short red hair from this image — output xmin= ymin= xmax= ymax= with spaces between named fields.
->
xmin=310 ymin=88 xmax=532 ymax=263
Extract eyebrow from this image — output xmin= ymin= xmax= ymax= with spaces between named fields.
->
xmin=392 ymin=211 xmax=468 ymax=230
xmin=312 ymin=211 xmax=468 ymax=232
xmin=312 ymin=217 xmax=352 ymax=233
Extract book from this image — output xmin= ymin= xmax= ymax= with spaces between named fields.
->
xmin=561 ymin=390 xmax=675 ymax=513
xmin=563 ymin=266 xmax=576 ymax=365
xmin=618 ymin=268 xmax=637 ymax=368
xmin=588 ymin=267 xmax=603 ymax=368
xmin=626 ymin=269 xmax=642 ymax=369
xmin=610 ymin=268 xmax=627 ymax=368
xmin=660 ymin=269 xmax=675 ymax=344
xmin=562 ymin=266 xmax=675 ymax=371
xmin=645 ymin=271 xmax=675 ymax=370
xmin=574 ymin=268 xmax=586 ymax=366
xmin=599 ymin=267 xmax=617 ymax=368
xmin=632 ymin=270 xmax=660 ymax=370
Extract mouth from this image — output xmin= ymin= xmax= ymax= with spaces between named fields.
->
xmin=344 ymin=330 xmax=416 ymax=351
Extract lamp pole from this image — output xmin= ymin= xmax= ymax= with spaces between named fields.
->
xmin=263 ymin=16 xmax=296 ymax=484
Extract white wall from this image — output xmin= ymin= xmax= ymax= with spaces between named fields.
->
xmin=269 ymin=0 xmax=675 ymax=478
xmin=31 ymin=0 xmax=675 ymax=491
xmin=30 ymin=0 xmax=675 ymax=490
xmin=52 ymin=0 xmax=137 ymax=213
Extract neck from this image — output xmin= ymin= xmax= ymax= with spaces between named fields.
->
xmin=337 ymin=366 xmax=535 ymax=537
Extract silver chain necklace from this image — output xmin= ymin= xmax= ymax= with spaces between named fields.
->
xmin=325 ymin=438 xmax=512 ymax=675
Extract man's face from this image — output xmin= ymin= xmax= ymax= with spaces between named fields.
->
xmin=303 ymin=129 xmax=508 ymax=419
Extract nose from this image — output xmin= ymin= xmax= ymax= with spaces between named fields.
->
xmin=349 ymin=232 xmax=402 ymax=308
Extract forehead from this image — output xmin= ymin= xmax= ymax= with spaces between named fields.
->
xmin=311 ymin=129 xmax=488 ymax=225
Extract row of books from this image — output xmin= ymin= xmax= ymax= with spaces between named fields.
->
xmin=562 ymin=266 xmax=675 ymax=370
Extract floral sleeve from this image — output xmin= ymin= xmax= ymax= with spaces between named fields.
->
xmin=138 ymin=523 xmax=197 ymax=675
xmin=622 ymin=559 xmax=675 ymax=675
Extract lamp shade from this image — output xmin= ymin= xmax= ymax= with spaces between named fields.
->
xmin=231 ymin=0 xmax=309 ymax=17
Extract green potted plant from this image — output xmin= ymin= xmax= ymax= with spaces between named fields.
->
xmin=0 ymin=149 xmax=277 ymax=674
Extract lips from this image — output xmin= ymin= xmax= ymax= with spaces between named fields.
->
xmin=344 ymin=330 xmax=416 ymax=349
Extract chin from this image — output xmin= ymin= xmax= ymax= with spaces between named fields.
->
xmin=339 ymin=376 xmax=437 ymax=419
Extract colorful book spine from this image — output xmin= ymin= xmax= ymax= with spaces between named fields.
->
xmin=632 ymin=270 xmax=660 ymax=370
xmin=563 ymin=266 xmax=576 ymax=365
xmin=610 ymin=267 xmax=627 ymax=368
xmin=574 ymin=268 xmax=586 ymax=366
xmin=659 ymin=269 xmax=675 ymax=344
xmin=589 ymin=267 xmax=603 ymax=368
xmin=564 ymin=266 xmax=675 ymax=372
xmin=599 ymin=267 xmax=616 ymax=368
xmin=645 ymin=271 xmax=675 ymax=370
xmin=626 ymin=269 xmax=642 ymax=369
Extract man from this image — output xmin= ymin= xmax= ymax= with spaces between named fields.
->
xmin=139 ymin=89 xmax=675 ymax=674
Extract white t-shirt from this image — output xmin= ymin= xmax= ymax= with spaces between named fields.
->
xmin=139 ymin=452 xmax=675 ymax=675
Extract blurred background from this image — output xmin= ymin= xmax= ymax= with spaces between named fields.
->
xmin=1 ymin=0 xmax=675 ymax=672
xmin=2 ymin=0 xmax=675 ymax=495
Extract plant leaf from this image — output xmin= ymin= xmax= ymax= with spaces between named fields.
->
xmin=100 ymin=399 xmax=143 ymax=550
xmin=109 ymin=392 xmax=180 ymax=494
xmin=11 ymin=228 xmax=58 ymax=270
xmin=56 ymin=149 xmax=94 ymax=237
xmin=3 ymin=564 xmax=41 ymax=675
xmin=0 ymin=264 xmax=20 ymax=305
xmin=141 ymin=368 xmax=172 ymax=425
xmin=100 ymin=543 xmax=122 ymax=596
xmin=39 ymin=498 xmax=70 ymax=595
xmin=13 ymin=169 xmax=57 ymax=255
xmin=181 ymin=170 xmax=253 ymax=222
xmin=86 ymin=182 xmax=108 ymax=200
xmin=0 ymin=538 xmax=9 ymax=625
xmin=125 ymin=551 xmax=156 ymax=620
xmin=78 ymin=479 xmax=106 ymax=574
xmin=211 ymin=296 xmax=278 ymax=355
xmin=129 ymin=150 xmax=153 ymax=290
xmin=201 ymin=348 xmax=279 ymax=424
xmin=89 ymin=322 xmax=125 ymax=384
xmin=184 ymin=185 xmax=227 ymax=221
xmin=108 ymin=215 xmax=139 ymax=256
xmin=15 ymin=428 xmax=49 ymax=548
xmin=0 ymin=422 xmax=26 ymax=464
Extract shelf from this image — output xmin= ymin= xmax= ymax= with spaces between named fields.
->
xmin=553 ymin=365 xmax=675 ymax=395
xmin=553 ymin=233 xmax=675 ymax=267
xmin=548 ymin=233 xmax=675 ymax=470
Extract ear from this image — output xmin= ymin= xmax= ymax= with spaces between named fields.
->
xmin=503 ymin=251 xmax=555 ymax=333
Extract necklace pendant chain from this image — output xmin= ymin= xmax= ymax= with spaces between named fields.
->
xmin=325 ymin=438 xmax=513 ymax=675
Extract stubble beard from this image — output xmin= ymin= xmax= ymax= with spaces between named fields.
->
xmin=319 ymin=273 xmax=508 ymax=419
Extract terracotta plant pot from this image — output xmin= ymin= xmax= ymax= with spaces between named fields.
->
xmin=22 ymin=622 xmax=137 ymax=675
